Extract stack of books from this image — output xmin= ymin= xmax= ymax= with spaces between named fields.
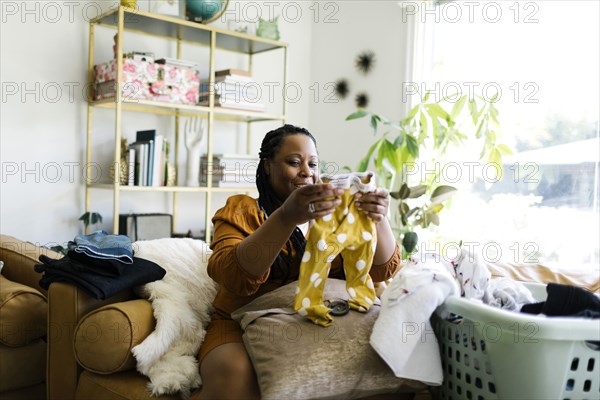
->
xmin=127 ymin=130 xmax=169 ymax=186
xmin=200 ymin=154 xmax=259 ymax=188
xmin=198 ymin=69 xmax=266 ymax=112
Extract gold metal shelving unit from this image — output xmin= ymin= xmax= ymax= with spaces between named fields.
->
xmin=85 ymin=5 xmax=287 ymax=242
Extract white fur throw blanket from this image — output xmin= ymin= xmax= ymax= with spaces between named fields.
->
xmin=131 ymin=238 xmax=218 ymax=398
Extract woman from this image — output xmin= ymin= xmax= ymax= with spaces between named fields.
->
xmin=195 ymin=124 xmax=401 ymax=399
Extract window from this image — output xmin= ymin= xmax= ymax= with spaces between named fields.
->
xmin=417 ymin=1 xmax=599 ymax=268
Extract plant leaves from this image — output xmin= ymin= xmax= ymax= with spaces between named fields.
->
xmin=408 ymin=184 xmax=427 ymax=198
xmin=380 ymin=139 xmax=400 ymax=172
xmin=402 ymin=231 xmax=419 ymax=253
xmin=91 ymin=213 xmax=101 ymax=225
xmin=397 ymin=183 xmax=411 ymax=200
xmin=450 ymin=95 xmax=468 ymax=119
xmin=387 ymin=121 xmax=403 ymax=131
xmin=475 ymin=116 xmax=487 ymax=139
xmin=356 ymin=138 xmax=381 ymax=171
xmin=426 ymin=211 xmax=440 ymax=226
xmin=419 ymin=112 xmax=428 ymax=142
xmin=346 ymin=110 xmax=369 ymax=120
xmin=407 ymin=104 xmax=419 ymax=120
xmin=406 ymin=135 xmax=420 ymax=159
xmin=497 ymin=143 xmax=513 ymax=155
xmin=371 ymin=115 xmax=379 ymax=132
xmin=425 ymin=103 xmax=450 ymax=121
xmin=397 ymin=202 xmax=410 ymax=226
xmin=429 ymin=203 xmax=444 ymax=214
xmin=487 ymin=147 xmax=503 ymax=181
xmin=393 ymin=134 xmax=405 ymax=147
xmin=468 ymin=99 xmax=479 ymax=124
xmin=430 ymin=185 xmax=458 ymax=205
xmin=406 ymin=207 xmax=419 ymax=219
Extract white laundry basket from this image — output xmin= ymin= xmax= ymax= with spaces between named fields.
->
xmin=430 ymin=282 xmax=600 ymax=400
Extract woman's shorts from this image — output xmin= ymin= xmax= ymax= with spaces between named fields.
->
xmin=198 ymin=314 xmax=244 ymax=364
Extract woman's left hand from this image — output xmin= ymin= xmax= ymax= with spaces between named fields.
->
xmin=354 ymin=187 xmax=390 ymax=223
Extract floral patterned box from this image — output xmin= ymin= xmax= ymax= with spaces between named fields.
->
xmin=93 ymin=59 xmax=199 ymax=105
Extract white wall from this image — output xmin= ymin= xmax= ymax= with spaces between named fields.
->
xmin=308 ymin=1 xmax=411 ymax=172
xmin=0 ymin=0 xmax=408 ymax=245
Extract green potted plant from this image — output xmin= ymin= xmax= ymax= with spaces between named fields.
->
xmin=48 ymin=212 xmax=104 ymax=255
xmin=346 ymin=92 xmax=511 ymax=257
xmin=79 ymin=211 xmax=103 ymax=233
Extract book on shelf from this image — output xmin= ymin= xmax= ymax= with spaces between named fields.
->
xmin=213 ymin=69 xmax=253 ymax=84
xmin=199 ymin=69 xmax=265 ymax=112
xmin=128 ymin=142 xmax=147 ymax=186
xmin=137 ymin=130 xmax=165 ymax=187
xmin=199 ymin=91 xmax=261 ymax=104
xmin=126 ymin=148 xmax=135 ymax=186
xmin=200 ymin=154 xmax=258 ymax=187
xmin=215 ymin=69 xmax=251 ymax=77
xmin=127 ymin=130 xmax=168 ymax=187
xmin=199 ymin=82 xmax=260 ymax=101
xmin=201 ymin=154 xmax=259 ymax=170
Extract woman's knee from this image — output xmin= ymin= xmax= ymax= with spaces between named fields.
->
xmin=200 ymin=343 xmax=259 ymax=399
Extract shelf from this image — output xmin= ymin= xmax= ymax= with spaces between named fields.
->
xmin=93 ymin=6 xmax=287 ymax=55
xmin=90 ymin=98 xmax=285 ymax=122
xmin=88 ymin=184 xmax=257 ymax=193
xmin=86 ymin=5 xmax=285 ymax=241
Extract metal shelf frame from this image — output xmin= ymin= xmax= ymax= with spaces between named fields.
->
xmin=85 ymin=5 xmax=288 ymax=242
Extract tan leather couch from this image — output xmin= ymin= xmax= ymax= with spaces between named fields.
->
xmin=0 ymin=235 xmax=61 ymax=400
xmin=47 ymin=277 xmax=177 ymax=400
xmin=42 ymin=240 xmax=598 ymax=400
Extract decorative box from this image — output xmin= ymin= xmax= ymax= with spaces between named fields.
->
xmin=94 ymin=59 xmax=199 ymax=105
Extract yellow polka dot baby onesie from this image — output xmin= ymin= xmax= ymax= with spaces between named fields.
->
xmin=294 ymin=172 xmax=378 ymax=326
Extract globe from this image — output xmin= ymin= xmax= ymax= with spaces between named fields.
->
xmin=186 ymin=0 xmax=227 ymax=23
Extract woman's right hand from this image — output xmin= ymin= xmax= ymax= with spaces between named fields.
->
xmin=278 ymin=183 xmax=344 ymax=226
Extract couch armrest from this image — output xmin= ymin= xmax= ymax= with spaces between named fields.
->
xmin=74 ymin=299 xmax=155 ymax=374
xmin=487 ymin=261 xmax=600 ymax=293
xmin=47 ymin=282 xmax=137 ymax=400
xmin=0 ymin=234 xmax=62 ymax=296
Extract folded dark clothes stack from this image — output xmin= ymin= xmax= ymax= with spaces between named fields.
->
xmin=521 ymin=283 xmax=600 ymax=318
xmin=35 ymin=253 xmax=166 ymax=300
xmin=67 ymin=250 xmax=126 ymax=277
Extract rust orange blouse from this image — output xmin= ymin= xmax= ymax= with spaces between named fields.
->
xmin=207 ymin=194 xmax=401 ymax=319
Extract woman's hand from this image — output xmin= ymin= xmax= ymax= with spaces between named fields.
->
xmin=278 ymin=184 xmax=344 ymax=226
xmin=354 ymin=187 xmax=390 ymax=224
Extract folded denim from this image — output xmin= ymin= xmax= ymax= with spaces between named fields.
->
xmin=69 ymin=230 xmax=133 ymax=264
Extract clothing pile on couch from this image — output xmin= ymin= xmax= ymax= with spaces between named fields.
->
xmin=35 ymin=230 xmax=165 ymax=299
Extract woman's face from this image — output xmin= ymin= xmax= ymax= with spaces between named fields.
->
xmin=265 ymin=134 xmax=319 ymax=202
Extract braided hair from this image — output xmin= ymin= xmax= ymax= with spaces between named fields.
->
xmin=256 ymin=124 xmax=317 ymax=284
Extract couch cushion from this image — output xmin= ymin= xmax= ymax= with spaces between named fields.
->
xmin=0 ymin=339 xmax=46 ymax=392
xmin=0 ymin=275 xmax=47 ymax=346
xmin=231 ymin=279 xmax=428 ymax=400
xmin=74 ymin=299 xmax=155 ymax=374
xmin=75 ymin=370 xmax=179 ymax=400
